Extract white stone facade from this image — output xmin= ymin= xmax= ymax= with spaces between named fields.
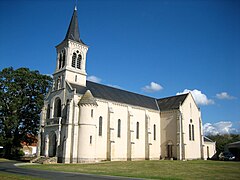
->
xmin=39 ymin=86 xmax=162 ymax=163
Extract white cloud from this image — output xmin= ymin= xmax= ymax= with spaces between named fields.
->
xmin=142 ymin=82 xmax=163 ymax=93
xmin=216 ymin=92 xmax=236 ymax=100
xmin=176 ymin=89 xmax=214 ymax=105
xmin=87 ymin=75 xmax=101 ymax=83
xmin=203 ymin=123 xmax=219 ymax=136
xmin=203 ymin=121 xmax=239 ymax=135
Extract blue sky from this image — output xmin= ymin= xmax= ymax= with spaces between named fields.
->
xmin=0 ymin=0 xmax=239 ymax=135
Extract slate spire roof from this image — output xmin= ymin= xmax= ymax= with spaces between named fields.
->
xmin=64 ymin=6 xmax=84 ymax=44
xmin=79 ymin=90 xmax=98 ymax=106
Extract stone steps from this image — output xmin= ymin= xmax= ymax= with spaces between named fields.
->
xmin=31 ymin=156 xmax=57 ymax=164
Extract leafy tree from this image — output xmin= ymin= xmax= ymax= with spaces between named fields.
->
xmin=0 ymin=67 xmax=52 ymax=157
xmin=207 ymin=134 xmax=240 ymax=156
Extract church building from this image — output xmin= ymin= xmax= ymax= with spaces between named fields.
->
xmin=38 ymin=7 xmax=208 ymax=163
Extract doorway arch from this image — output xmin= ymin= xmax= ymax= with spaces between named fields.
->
xmin=49 ymin=131 xmax=57 ymax=157
xmin=167 ymin=140 xmax=173 ymax=159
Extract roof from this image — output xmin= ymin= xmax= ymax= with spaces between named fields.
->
xmin=227 ymin=141 xmax=240 ymax=148
xmin=157 ymin=94 xmax=188 ymax=111
xmin=70 ymin=81 xmax=159 ymax=110
xmin=20 ymin=134 xmax=38 ymax=146
xmin=79 ymin=90 xmax=98 ymax=106
xmin=64 ymin=7 xmax=84 ymax=44
xmin=204 ymin=136 xmax=214 ymax=142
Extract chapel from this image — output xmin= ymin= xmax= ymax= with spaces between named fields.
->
xmin=38 ymin=7 xmax=215 ymax=163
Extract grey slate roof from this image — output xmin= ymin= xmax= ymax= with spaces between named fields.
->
xmin=70 ymin=81 xmax=191 ymax=111
xmin=157 ymin=94 xmax=188 ymax=111
xmin=64 ymin=7 xmax=84 ymax=44
xmin=70 ymin=81 xmax=159 ymax=110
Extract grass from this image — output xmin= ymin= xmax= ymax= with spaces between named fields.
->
xmin=0 ymin=158 xmax=11 ymax=162
xmin=0 ymin=172 xmax=43 ymax=180
xmin=21 ymin=160 xmax=240 ymax=180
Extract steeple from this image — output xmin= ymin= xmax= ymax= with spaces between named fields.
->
xmin=64 ymin=6 xmax=83 ymax=43
xmin=54 ymin=5 xmax=88 ymax=88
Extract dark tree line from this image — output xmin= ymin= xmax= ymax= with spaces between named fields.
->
xmin=0 ymin=67 xmax=52 ymax=157
xmin=207 ymin=134 xmax=240 ymax=155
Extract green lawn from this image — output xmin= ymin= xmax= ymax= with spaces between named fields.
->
xmin=22 ymin=160 xmax=240 ymax=180
xmin=0 ymin=158 xmax=11 ymax=162
xmin=0 ymin=172 xmax=42 ymax=180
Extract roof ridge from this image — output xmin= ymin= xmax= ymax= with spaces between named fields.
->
xmin=86 ymin=80 xmax=157 ymax=100
xmin=158 ymin=93 xmax=188 ymax=101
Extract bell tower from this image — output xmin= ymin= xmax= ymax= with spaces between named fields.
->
xmin=53 ymin=6 xmax=88 ymax=88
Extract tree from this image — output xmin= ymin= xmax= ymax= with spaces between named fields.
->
xmin=207 ymin=134 xmax=240 ymax=156
xmin=0 ymin=67 xmax=52 ymax=157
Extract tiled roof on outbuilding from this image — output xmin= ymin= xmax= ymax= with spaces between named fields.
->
xmin=227 ymin=141 xmax=240 ymax=148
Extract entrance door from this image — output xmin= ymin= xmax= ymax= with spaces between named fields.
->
xmin=49 ymin=132 xmax=57 ymax=157
xmin=207 ymin=146 xmax=209 ymax=159
xmin=40 ymin=132 xmax=45 ymax=156
xmin=167 ymin=145 xmax=173 ymax=158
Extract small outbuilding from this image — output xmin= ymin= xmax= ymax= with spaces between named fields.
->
xmin=203 ymin=136 xmax=216 ymax=160
xmin=227 ymin=141 xmax=240 ymax=161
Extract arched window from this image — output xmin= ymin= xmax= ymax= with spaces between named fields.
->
xmin=91 ymin=109 xmax=93 ymax=118
xmin=54 ymin=98 xmax=61 ymax=117
xmin=72 ymin=53 xmax=76 ymax=67
xmin=46 ymin=104 xmax=50 ymax=119
xmin=77 ymin=54 xmax=82 ymax=69
xmin=192 ymin=124 xmax=194 ymax=140
xmin=58 ymin=53 xmax=62 ymax=69
xmin=90 ymin=136 xmax=92 ymax=144
xmin=62 ymin=50 xmax=66 ymax=68
xmin=136 ymin=122 xmax=139 ymax=139
xmin=99 ymin=116 xmax=103 ymax=136
xmin=153 ymin=124 xmax=156 ymax=140
xmin=189 ymin=124 xmax=192 ymax=140
xmin=117 ymin=119 xmax=121 ymax=138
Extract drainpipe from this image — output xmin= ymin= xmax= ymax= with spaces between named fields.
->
xmin=179 ymin=103 xmax=183 ymax=160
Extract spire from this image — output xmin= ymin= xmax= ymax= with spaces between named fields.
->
xmin=64 ymin=7 xmax=83 ymax=43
